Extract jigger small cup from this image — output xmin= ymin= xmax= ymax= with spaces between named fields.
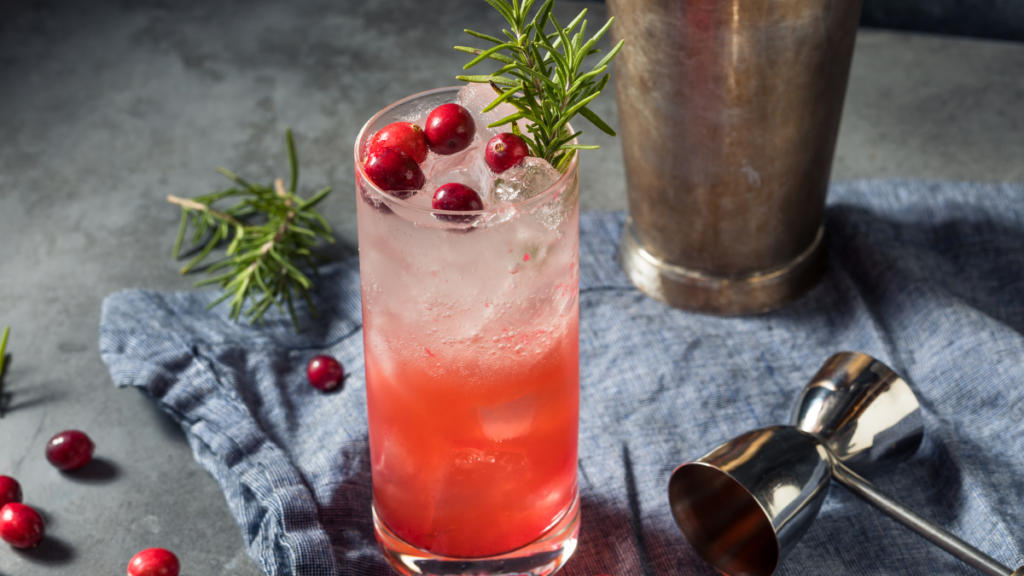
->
xmin=792 ymin=351 xmax=924 ymax=475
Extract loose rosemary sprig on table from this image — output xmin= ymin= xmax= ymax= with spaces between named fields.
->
xmin=456 ymin=0 xmax=624 ymax=171
xmin=0 ymin=326 xmax=9 ymax=381
xmin=0 ymin=325 xmax=9 ymax=382
xmin=167 ymin=129 xmax=334 ymax=332
xmin=0 ymin=325 xmax=9 ymax=417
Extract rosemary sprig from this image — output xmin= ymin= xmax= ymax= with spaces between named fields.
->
xmin=456 ymin=0 xmax=623 ymax=171
xmin=0 ymin=325 xmax=9 ymax=383
xmin=0 ymin=325 xmax=7 ymax=418
xmin=167 ymin=129 xmax=334 ymax=332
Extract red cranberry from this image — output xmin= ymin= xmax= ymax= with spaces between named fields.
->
xmin=0 ymin=477 xmax=21 ymax=508
xmin=307 ymin=355 xmax=344 ymax=392
xmin=364 ymin=147 xmax=425 ymax=195
xmin=45 ymin=430 xmax=95 ymax=471
xmin=367 ymin=122 xmax=429 ymax=164
xmin=0 ymin=503 xmax=44 ymax=549
xmin=432 ymin=183 xmax=484 ymax=223
xmin=425 ymin=103 xmax=475 ymax=155
xmin=485 ymin=133 xmax=530 ymax=173
xmin=128 ymin=547 xmax=180 ymax=576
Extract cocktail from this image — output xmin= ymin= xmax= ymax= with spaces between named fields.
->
xmin=356 ymin=85 xmax=580 ymax=575
xmin=354 ymin=3 xmax=621 ymax=574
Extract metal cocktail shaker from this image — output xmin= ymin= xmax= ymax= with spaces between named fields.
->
xmin=608 ymin=0 xmax=863 ymax=314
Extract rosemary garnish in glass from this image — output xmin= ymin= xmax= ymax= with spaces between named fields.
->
xmin=456 ymin=0 xmax=624 ymax=171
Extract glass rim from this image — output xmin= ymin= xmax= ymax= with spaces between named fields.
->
xmin=354 ymin=86 xmax=579 ymax=217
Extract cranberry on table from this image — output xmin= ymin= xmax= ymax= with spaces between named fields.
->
xmin=432 ymin=183 xmax=484 ymax=223
xmin=0 ymin=502 xmax=45 ymax=549
xmin=45 ymin=430 xmax=95 ymax=471
xmin=307 ymin=355 xmax=344 ymax=392
xmin=367 ymin=122 xmax=429 ymax=164
xmin=128 ymin=547 xmax=181 ymax=576
xmin=425 ymin=103 xmax=475 ymax=155
xmin=485 ymin=133 xmax=530 ymax=173
xmin=364 ymin=147 xmax=425 ymax=195
xmin=0 ymin=476 xmax=21 ymax=508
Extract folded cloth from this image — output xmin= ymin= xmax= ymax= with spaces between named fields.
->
xmin=100 ymin=180 xmax=1024 ymax=576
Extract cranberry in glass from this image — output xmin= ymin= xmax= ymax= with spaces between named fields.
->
xmin=45 ymin=430 xmax=95 ymax=471
xmin=0 ymin=503 xmax=45 ymax=549
xmin=0 ymin=476 xmax=21 ymax=508
xmin=307 ymin=355 xmax=344 ymax=391
xmin=367 ymin=122 xmax=429 ymax=164
xmin=485 ymin=133 xmax=530 ymax=173
xmin=432 ymin=183 xmax=484 ymax=224
xmin=364 ymin=147 xmax=425 ymax=195
xmin=128 ymin=547 xmax=181 ymax=576
xmin=425 ymin=103 xmax=475 ymax=155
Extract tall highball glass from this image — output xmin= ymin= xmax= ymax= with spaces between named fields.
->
xmin=354 ymin=87 xmax=581 ymax=576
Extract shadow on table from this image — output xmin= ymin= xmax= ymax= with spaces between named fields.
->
xmin=13 ymin=534 xmax=75 ymax=565
xmin=570 ymin=445 xmax=717 ymax=576
xmin=771 ymin=205 xmax=1024 ymax=347
xmin=141 ymin=393 xmax=190 ymax=444
xmin=316 ymin=239 xmax=358 ymax=263
xmin=824 ymin=205 xmax=1024 ymax=335
xmin=0 ymin=355 xmax=67 ymax=417
xmin=61 ymin=457 xmax=120 ymax=484
xmin=321 ymin=444 xmax=389 ymax=574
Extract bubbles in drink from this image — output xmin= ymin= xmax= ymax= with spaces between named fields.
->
xmin=451 ymin=447 xmax=528 ymax=472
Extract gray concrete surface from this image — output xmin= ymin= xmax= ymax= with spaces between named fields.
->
xmin=0 ymin=1 xmax=1022 ymax=574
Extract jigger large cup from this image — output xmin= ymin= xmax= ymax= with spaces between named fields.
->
xmin=669 ymin=426 xmax=831 ymax=576
xmin=669 ymin=353 xmax=1023 ymax=576
xmin=608 ymin=0 xmax=862 ymax=314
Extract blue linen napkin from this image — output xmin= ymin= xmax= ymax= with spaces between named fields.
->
xmin=100 ymin=180 xmax=1024 ymax=576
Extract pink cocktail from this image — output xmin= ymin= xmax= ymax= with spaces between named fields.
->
xmin=355 ymin=86 xmax=581 ymax=575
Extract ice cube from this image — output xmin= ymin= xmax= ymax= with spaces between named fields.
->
xmin=434 ymin=447 xmax=529 ymax=511
xmin=478 ymin=393 xmax=538 ymax=441
xmin=420 ymin=136 xmax=494 ymax=200
xmin=376 ymin=431 xmax=414 ymax=480
xmin=426 ymin=139 xmax=482 ymax=181
xmin=457 ymin=82 xmax=520 ymax=133
xmin=490 ymin=157 xmax=562 ymax=205
xmin=429 ymin=447 xmax=529 ymax=544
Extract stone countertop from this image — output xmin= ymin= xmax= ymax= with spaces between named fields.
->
xmin=0 ymin=1 xmax=1022 ymax=574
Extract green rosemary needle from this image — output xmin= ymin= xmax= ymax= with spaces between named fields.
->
xmin=0 ymin=325 xmax=9 ymax=417
xmin=167 ymin=129 xmax=334 ymax=332
xmin=0 ymin=325 xmax=8 ymax=383
xmin=456 ymin=0 xmax=624 ymax=171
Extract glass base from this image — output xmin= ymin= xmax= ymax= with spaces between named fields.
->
xmin=373 ymin=491 xmax=581 ymax=576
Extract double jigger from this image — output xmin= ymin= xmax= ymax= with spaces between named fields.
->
xmin=669 ymin=352 xmax=1023 ymax=576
